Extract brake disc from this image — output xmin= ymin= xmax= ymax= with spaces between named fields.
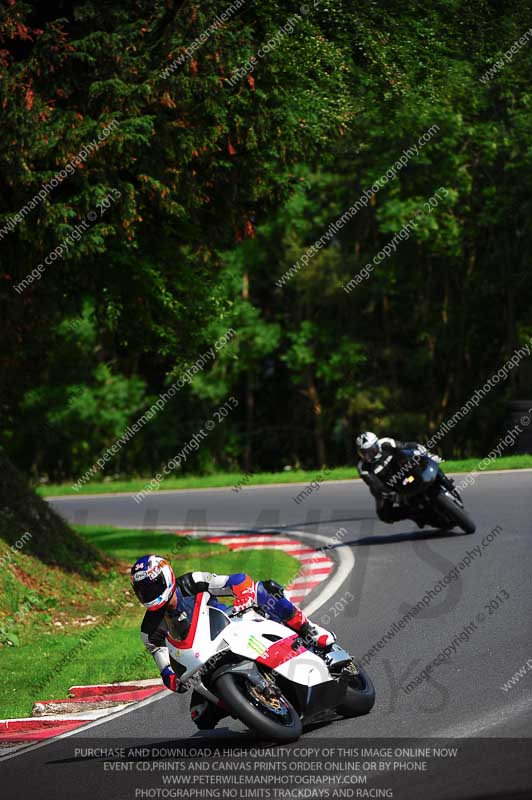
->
xmin=249 ymin=684 xmax=283 ymax=711
xmin=344 ymin=661 xmax=359 ymax=676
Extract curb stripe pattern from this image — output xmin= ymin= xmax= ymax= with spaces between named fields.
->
xmin=0 ymin=681 xmax=164 ymax=748
xmin=1 ymin=530 xmax=333 ymax=749
xmin=202 ymin=532 xmax=334 ymax=605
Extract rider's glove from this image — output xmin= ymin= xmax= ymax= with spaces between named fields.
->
xmin=161 ymin=666 xmax=187 ymax=693
xmin=429 ymin=453 xmax=443 ymax=463
xmin=232 ymin=580 xmax=258 ymax=612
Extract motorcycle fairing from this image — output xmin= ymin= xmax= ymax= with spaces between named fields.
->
xmin=165 ymin=593 xmax=333 ymax=688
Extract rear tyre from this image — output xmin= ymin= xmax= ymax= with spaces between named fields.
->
xmin=214 ymin=673 xmax=302 ymax=742
xmin=337 ymin=662 xmax=376 ymax=717
xmin=434 ymin=492 xmax=476 ymax=534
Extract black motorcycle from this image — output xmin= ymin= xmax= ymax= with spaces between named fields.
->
xmin=384 ymin=455 xmax=476 ymax=534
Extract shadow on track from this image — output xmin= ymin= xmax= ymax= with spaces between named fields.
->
xmin=220 ymin=521 xmax=469 ymax=548
xmin=339 ymin=528 xmax=469 ymax=547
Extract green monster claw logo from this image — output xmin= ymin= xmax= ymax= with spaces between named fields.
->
xmin=247 ymin=634 xmax=268 ymax=658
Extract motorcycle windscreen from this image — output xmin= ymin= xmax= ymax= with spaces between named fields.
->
xmin=421 ymin=460 xmax=439 ymax=483
xmin=209 ymin=606 xmax=231 ymax=640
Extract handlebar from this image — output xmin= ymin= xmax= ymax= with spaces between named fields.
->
xmin=228 ymin=604 xmax=263 ymax=619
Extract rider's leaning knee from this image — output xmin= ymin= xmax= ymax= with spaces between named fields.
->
xmin=257 ymin=580 xmax=294 ymax=619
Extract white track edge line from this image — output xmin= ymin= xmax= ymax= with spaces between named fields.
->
xmin=46 ymin=466 xmax=532 ymax=501
xmin=294 ymin=530 xmax=354 ymax=617
xmin=0 ymin=529 xmax=353 ymax=762
xmin=0 ymin=690 xmax=170 ymax=763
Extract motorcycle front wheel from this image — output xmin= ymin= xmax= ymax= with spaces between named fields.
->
xmin=214 ymin=672 xmax=302 ymax=742
xmin=434 ymin=492 xmax=476 ymax=534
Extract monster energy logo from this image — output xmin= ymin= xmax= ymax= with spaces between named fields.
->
xmin=248 ymin=635 xmax=268 ymax=658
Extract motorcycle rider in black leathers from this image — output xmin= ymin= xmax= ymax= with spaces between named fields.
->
xmin=356 ymin=431 xmax=439 ymax=526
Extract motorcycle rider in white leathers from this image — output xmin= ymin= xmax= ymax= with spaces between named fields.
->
xmin=131 ymin=555 xmax=335 ymax=729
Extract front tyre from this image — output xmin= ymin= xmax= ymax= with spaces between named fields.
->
xmin=337 ymin=662 xmax=376 ymax=717
xmin=434 ymin=492 xmax=476 ymax=534
xmin=214 ymin=673 xmax=302 ymax=742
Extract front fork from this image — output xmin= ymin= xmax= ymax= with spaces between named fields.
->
xmin=183 ymin=676 xmax=221 ymax=706
xmin=436 ymin=471 xmax=464 ymax=507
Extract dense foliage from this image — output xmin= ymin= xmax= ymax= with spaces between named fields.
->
xmin=1 ymin=0 xmax=532 ymax=481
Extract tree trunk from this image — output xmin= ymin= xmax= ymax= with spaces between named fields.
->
xmin=242 ymin=269 xmax=254 ymax=472
xmin=243 ymin=373 xmax=254 ymax=473
xmin=304 ymin=370 xmax=326 ymax=467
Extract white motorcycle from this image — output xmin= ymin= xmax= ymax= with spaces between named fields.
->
xmin=165 ymin=592 xmax=375 ymax=742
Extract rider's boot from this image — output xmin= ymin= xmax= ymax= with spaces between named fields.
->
xmin=412 ymin=513 xmax=426 ymax=528
xmin=190 ymin=691 xmax=229 ymax=730
xmin=286 ymin=607 xmax=336 ymax=649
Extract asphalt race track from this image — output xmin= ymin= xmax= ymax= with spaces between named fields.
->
xmin=2 ymin=471 xmax=531 ymax=799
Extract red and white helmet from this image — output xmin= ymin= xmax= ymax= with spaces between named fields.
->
xmin=130 ymin=554 xmax=176 ymax=611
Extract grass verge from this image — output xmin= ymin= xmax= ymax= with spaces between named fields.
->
xmin=0 ymin=526 xmax=299 ymax=719
xmin=38 ymin=454 xmax=532 ymax=497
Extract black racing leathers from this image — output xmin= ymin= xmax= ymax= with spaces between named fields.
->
xmin=358 ymin=437 xmax=428 ymax=523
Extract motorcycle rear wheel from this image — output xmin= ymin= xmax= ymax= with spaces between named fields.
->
xmin=434 ymin=492 xmax=476 ymax=534
xmin=336 ymin=662 xmax=376 ymax=717
xmin=214 ymin=673 xmax=302 ymax=742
